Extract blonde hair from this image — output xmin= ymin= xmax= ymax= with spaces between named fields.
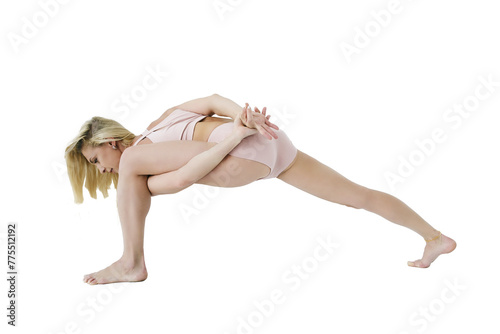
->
xmin=64 ymin=116 xmax=136 ymax=204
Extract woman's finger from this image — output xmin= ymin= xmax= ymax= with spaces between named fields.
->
xmin=241 ymin=105 xmax=249 ymax=123
xmin=265 ymin=117 xmax=279 ymax=130
xmin=259 ymin=127 xmax=272 ymax=140
xmin=246 ymin=105 xmax=253 ymax=125
xmin=268 ymin=123 xmax=279 ymax=130
xmin=262 ymin=124 xmax=278 ymax=139
xmin=257 ymin=123 xmax=275 ymax=140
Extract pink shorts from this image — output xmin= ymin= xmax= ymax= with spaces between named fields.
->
xmin=207 ymin=123 xmax=298 ymax=179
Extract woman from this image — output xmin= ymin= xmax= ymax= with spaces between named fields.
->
xmin=65 ymin=94 xmax=456 ymax=285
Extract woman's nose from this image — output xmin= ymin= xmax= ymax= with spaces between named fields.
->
xmin=97 ymin=164 xmax=106 ymax=174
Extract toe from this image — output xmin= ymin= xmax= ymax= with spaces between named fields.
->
xmin=85 ymin=275 xmax=97 ymax=284
xmin=409 ymin=260 xmax=429 ymax=268
xmin=84 ymin=273 xmax=95 ymax=281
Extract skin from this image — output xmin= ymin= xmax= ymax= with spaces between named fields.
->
xmin=80 ymin=97 xmax=456 ymax=285
xmin=81 ymin=141 xmax=121 ymax=174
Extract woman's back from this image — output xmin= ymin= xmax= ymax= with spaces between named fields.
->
xmin=135 ymin=108 xmax=232 ymax=146
xmin=192 ymin=115 xmax=232 ymax=141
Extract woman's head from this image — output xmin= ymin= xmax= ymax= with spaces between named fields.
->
xmin=64 ymin=116 xmax=136 ymax=203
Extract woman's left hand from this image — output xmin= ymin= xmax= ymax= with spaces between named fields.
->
xmin=240 ymin=103 xmax=279 ymax=140
xmin=232 ymin=108 xmax=259 ymax=140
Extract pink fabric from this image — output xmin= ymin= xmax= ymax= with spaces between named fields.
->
xmin=133 ymin=108 xmax=298 ymax=179
xmin=133 ymin=109 xmax=207 ymax=145
xmin=206 ymin=122 xmax=297 ymax=179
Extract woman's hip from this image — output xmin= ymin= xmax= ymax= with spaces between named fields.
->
xmin=207 ymin=123 xmax=298 ymax=180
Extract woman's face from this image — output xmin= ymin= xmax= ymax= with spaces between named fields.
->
xmin=81 ymin=141 xmax=121 ymax=174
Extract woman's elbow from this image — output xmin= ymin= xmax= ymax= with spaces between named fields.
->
xmin=176 ymin=177 xmax=194 ymax=191
xmin=147 ymin=174 xmax=191 ymax=196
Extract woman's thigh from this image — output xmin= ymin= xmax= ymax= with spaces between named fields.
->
xmin=277 ymin=150 xmax=371 ymax=208
xmin=123 ymin=140 xmax=216 ymax=175
xmin=196 ymin=155 xmax=271 ymax=187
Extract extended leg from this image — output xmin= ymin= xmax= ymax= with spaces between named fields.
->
xmin=83 ymin=170 xmax=150 ymax=284
xmin=277 ymin=151 xmax=456 ymax=268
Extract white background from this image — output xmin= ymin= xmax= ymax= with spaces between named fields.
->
xmin=1 ymin=0 xmax=499 ymax=333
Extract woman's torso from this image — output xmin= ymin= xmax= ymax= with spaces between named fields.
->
xmin=192 ymin=114 xmax=233 ymax=141
xmin=136 ymin=107 xmax=232 ymax=145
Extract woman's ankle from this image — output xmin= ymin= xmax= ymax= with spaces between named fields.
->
xmin=120 ymin=253 xmax=145 ymax=268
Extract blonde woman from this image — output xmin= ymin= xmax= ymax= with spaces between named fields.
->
xmin=65 ymin=94 xmax=456 ymax=285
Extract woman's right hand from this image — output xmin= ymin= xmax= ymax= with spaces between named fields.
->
xmin=232 ymin=108 xmax=259 ymax=140
xmin=240 ymin=103 xmax=279 ymax=140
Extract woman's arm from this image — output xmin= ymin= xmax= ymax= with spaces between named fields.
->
xmin=173 ymin=93 xmax=242 ymax=119
xmin=146 ymin=109 xmax=257 ymax=195
xmin=209 ymin=94 xmax=244 ymax=119
xmin=174 ymin=94 xmax=278 ymax=139
xmin=172 ymin=123 xmax=251 ymax=189
xmin=172 ymin=94 xmax=217 ymax=117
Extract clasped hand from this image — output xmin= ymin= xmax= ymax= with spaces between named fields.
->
xmin=232 ymin=103 xmax=279 ymax=140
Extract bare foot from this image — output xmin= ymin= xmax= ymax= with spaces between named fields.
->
xmin=407 ymin=232 xmax=456 ymax=268
xmin=83 ymin=257 xmax=148 ymax=285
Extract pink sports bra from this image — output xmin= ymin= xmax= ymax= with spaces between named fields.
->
xmin=132 ymin=109 xmax=207 ymax=146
